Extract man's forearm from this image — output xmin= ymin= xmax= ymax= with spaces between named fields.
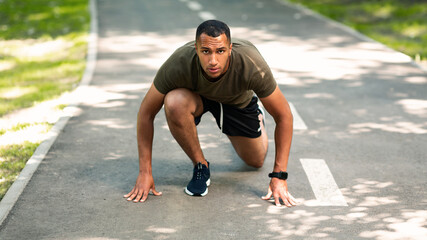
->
xmin=136 ymin=113 xmax=155 ymax=174
xmin=273 ymin=116 xmax=293 ymax=172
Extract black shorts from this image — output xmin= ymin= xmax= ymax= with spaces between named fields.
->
xmin=194 ymin=96 xmax=262 ymax=138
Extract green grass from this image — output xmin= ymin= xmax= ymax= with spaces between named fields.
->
xmin=0 ymin=122 xmax=53 ymax=136
xmin=56 ymin=103 xmax=68 ymax=111
xmin=0 ymin=142 xmax=40 ymax=200
xmin=0 ymin=0 xmax=89 ymax=116
xmin=287 ymin=0 xmax=427 ymax=62
xmin=0 ymin=121 xmax=53 ymax=200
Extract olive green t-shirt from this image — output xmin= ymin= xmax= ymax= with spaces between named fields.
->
xmin=153 ymin=39 xmax=277 ymax=108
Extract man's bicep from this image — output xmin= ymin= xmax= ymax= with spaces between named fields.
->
xmin=259 ymin=86 xmax=292 ymax=121
xmin=139 ymin=83 xmax=165 ymax=119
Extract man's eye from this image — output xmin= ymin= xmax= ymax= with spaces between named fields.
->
xmin=218 ymin=50 xmax=224 ymax=54
xmin=202 ymin=50 xmax=209 ymax=54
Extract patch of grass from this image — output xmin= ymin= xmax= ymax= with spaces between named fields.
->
xmin=0 ymin=122 xmax=53 ymax=136
xmin=0 ymin=142 xmax=39 ymax=200
xmin=287 ymin=0 xmax=427 ymax=62
xmin=9 ymin=122 xmax=33 ymax=132
xmin=56 ymin=103 xmax=68 ymax=111
xmin=0 ymin=0 xmax=89 ymax=116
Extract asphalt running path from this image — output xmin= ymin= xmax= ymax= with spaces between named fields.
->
xmin=0 ymin=0 xmax=426 ymax=239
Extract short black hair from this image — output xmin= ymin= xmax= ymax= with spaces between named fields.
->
xmin=196 ymin=20 xmax=231 ymax=43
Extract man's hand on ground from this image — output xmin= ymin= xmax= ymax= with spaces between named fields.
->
xmin=124 ymin=173 xmax=162 ymax=202
xmin=262 ymin=178 xmax=297 ymax=207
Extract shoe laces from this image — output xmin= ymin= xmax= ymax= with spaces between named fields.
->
xmin=195 ymin=163 xmax=203 ymax=180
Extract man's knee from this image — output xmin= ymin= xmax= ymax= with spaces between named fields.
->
xmin=229 ymin=135 xmax=268 ymax=169
xmin=237 ymin=145 xmax=267 ymax=168
xmin=164 ymin=89 xmax=185 ymax=112
xmin=244 ymin=153 xmax=266 ymax=169
xmin=164 ymin=89 xmax=203 ymax=123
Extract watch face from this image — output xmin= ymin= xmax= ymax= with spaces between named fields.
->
xmin=278 ymin=171 xmax=288 ymax=180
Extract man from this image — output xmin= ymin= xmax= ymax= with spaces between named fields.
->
xmin=124 ymin=20 xmax=297 ymax=207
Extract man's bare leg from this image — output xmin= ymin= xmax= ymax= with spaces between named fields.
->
xmin=227 ymin=113 xmax=268 ymax=168
xmin=163 ymin=88 xmax=208 ymax=167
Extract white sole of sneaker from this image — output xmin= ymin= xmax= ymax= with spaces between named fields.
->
xmin=184 ymin=178 xmax=210 ymax=197
xmin=184 ymin=187 xmax=208 ymax=197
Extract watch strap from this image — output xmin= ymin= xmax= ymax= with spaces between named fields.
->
xmin=268 ymin=171 xmax=288 ymax=180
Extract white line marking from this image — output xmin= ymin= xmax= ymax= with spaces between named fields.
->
xmin=187 ymin=1 xmax=202 ymax=11
xmin=0 ymin=0 xmax=98 ymax=226
xmin=289 ymin=102 xmax=307 ymax=130
xmin=300 ymin=158 xmax=348 ymax=206
xmin=182 ymin=1 xmax=215 ymax=21
xmin=199 ymin=11 xmax=216 ymax=21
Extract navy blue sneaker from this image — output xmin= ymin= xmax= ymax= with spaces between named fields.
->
xmin=184 ymin=161 xmax=210 ymax=196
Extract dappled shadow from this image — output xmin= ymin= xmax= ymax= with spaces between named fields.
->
xmin=94 ymin=0 xmax=427 ymax=139
xmin=236 ymin=178 xmax=427 ymax=239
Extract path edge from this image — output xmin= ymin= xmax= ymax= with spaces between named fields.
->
xmin=0 ymin=0 xmax=98 ymax=226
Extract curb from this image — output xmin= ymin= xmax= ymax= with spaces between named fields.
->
xmin=0 ymin=0 xmax=98 ymax=226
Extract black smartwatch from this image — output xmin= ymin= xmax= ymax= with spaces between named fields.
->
xmin=268 ymin=171 xmax=288 ymax=180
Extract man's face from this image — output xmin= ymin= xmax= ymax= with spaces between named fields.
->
xmin=195 ymin=33 xmax=232 ymax=80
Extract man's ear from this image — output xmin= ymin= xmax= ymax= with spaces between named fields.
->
xmin=229 ymin=43 xmax=233 ymax=56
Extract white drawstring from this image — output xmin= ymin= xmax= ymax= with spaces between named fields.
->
xmin=219 ymin=102 xmax=224 ymax=135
